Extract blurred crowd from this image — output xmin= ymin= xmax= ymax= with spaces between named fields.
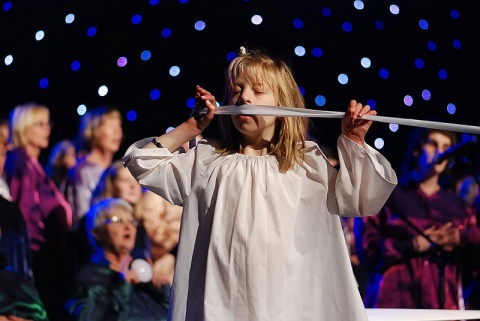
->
xmin=0 ymin=102 xmax=479 ymax=320
xmin=0 ymin=103 xmax=184 ymax=321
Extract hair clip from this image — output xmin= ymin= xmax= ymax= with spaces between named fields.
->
xmin=239 ymin=46 xmax=248 ymax=56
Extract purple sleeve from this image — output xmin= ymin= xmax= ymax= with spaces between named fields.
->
xmin=362 ymin=206 xmax=416 ymax=270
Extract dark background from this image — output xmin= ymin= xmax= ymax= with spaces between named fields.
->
xmin=1 ymin=0 xmax=478 ymax=173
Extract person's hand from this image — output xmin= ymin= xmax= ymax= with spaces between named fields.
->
xmin=413 ymin=225 xmax=437 ymax=253
xmin=110 ymin=256 xmax=140 ymax=284
xmin=341 ymin=100 xmax=376 ymax=147
xmin=152 ymin=253 xmax=176 ymax=288
xmin=434 ymin=222 xmax=461 ymax=252
xmin=186 ymin=85 xmax=216 ymax=134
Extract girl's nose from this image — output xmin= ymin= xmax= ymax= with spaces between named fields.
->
xmin=237 ymin=93 xmax=252 ymax=105
xmin=235 ymin=96 xmax=245 ymax=106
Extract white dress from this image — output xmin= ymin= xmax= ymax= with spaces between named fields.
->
xmin=123 ymin=135 xmax=397 ymax=321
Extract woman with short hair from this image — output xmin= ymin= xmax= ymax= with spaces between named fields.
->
xmin=65 ymin=198 xmax=169 ymax=321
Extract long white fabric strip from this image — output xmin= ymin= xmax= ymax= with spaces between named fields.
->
xmin=211 ymin=105 xmax=480 ymax=135
xmin=365 ymin=308 xmax=480 ymax=321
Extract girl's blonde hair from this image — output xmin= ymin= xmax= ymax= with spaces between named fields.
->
xmin=219 ymin=47 xmax=309 ymax=173
xmin=8 ymin=103 xmax=50 ymax=148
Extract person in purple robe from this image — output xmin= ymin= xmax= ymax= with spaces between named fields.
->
xmin=361 ymin=127 xmax=480 ymax=310
xmin=4 ymin=103 xmax=73 ymax=321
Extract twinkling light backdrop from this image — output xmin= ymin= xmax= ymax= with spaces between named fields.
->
xmin=1 ymin=0 xmax=478 ymax=171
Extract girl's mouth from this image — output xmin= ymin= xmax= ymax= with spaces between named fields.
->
xmin=238 ymin=115 xmax=252 ymax=121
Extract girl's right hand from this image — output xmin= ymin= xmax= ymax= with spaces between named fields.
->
xmin=186 ymin=85 xmax=216 ymax=133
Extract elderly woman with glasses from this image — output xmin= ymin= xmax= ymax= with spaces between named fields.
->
xmin=65 ymin=198 xmax=169 ymax=321
xmin=67 ymin=160 xmax=150 ymax=282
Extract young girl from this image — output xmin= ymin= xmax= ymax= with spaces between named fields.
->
xmin=123 ymin=48 xmax=397 ymax=320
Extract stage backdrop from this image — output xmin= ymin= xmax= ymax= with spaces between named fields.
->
xmin=0 ymin=0 xmax=478 ymax=171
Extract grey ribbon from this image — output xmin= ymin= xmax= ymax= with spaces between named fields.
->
xmin=205 ymin=105 xmax=480 ymax=134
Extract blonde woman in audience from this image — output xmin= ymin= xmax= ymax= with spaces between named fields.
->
xmin=4 ymin=103 xmax=72 ymax=321
xmin=66 ymin=106 xmax=123 ymax=222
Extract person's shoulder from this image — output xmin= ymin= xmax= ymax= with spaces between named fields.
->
xmin=0 ymin=269 xmax=25 ymax=286
xmin=304 ymin=140 xmax=319 ymax=150
xmin=73 ymin=157 xmax=103 ymax=177
xmin=5 ymin=148 xmax=28 ymax=164
xmin=196 ymin=138 xmax=223 ymax=151
xmin=438 ymin=188 xmax=467 ymax=204
xmin=69 ymin=156 xmax=88 ymax=172
xmin=74 ymin=263 xmax=119 ymax=285
xmin=303 ymin=140 xmax=329 ymax=158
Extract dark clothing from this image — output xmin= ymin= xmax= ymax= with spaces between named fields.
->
xmin=65 ymin=262 xmax=169 ymax=321
xmin=362 ymin=185 xmax=475 ymax=309
xmin=0 ymin=195 xmax=33 ymax=282
xmin=66 ymin=216 xmax=151 ymax=285
xmin=0 ymin=268 xmax=49 ymax=321
xmin=460 ymin=198 xmax=480 ymax=310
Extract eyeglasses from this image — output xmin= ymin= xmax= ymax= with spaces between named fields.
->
xmin=32 ymin=121 xmax=54 ymax=128
xmin=104 ymin=215 xmax=138 ymax=227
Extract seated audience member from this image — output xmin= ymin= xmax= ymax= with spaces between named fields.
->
xmin=0 ymin=227 xmax=49 ymax=321
xmin=0 ymin=118 xmax=32 ymax=281
xmin=135 ymin=190 xmax=182 ymax=286
xmin=67 ymin=160 xmax=147 ymax=280
xmin=45 ymin=140 xmax=77 ymax=195
xmin=64 ymin=198 xmax=169 ymax=321
xmin=4 ymin=103 xmax=72 ymax=321
xmin=0 ymin=196 xmax=32 ymax=282
xmin=66 ymin=106 xmax=123 ymax=222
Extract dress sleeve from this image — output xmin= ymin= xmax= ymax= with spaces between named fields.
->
xmin=361 ymin=206 xmax=416 ymax=270
xmin=335 ymin=135 xmax=397 ymax=216
xmin=122 ymin=138 xmax=197 ymax=206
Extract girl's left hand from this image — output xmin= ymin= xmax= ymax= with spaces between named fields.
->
xmin=342 ymin=100 xmax=376 ymax=147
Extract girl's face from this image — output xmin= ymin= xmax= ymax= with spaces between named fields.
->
xmin=113 ymin=167 xmax=143 ymax=205
xmin=25 ymin=113 xmax=51 ymax=150
xmin=104 ymin=209 xmax=137 ymax=255
xmin=63 ymin=146 xmax=77 ymax=169
xmin=229 ymin=73 xmax=278 ymax=143
xmin=95 ymin=117 xmax=123 ymax=154
xmin=417 ymin=131 xmax=452 ymax=177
